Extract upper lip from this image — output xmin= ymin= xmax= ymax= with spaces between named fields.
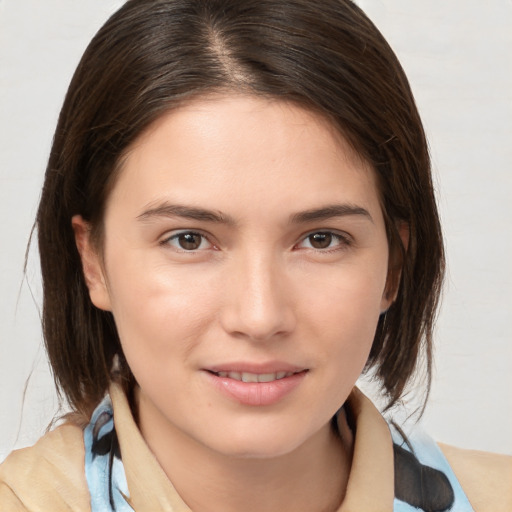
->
xmin=205 ymin=361 xmax=307 ymax=374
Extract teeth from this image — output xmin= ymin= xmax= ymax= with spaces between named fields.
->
xmin=257 ymin=373 xmax=276 ymax=383
xmin=241 ymin=372 xmax=259 ymax=383
xmin=216 ymin=371 xmax=295 ymax=382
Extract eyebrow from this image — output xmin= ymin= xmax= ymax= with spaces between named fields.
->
xmin=137 ymin=202 xmax=236 ymax=225
xmin=137 ymin=202 xmax=373 ymax=225
xmin=289 ymin=204 xmax=373 ymax=224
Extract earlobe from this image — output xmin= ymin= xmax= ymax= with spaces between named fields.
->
xmin=380 ymin=290 xmax=394 ymax=314
xmin=381 ymin=221 xmax=410 ymax=312
xmin=397 ymin=221 xmax=410 ymax=254
xmin=71 ymin=215 xmax=112 ymax=311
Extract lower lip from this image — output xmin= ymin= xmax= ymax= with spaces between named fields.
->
xmin=204 ymin=371 xmax=307 ymax=406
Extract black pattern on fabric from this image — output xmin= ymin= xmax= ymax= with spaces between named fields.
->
xmin=84 ymin=395 xmax=132 ymax=511
xmin=83 ymin=393 xmax=474 ymax=512
xmin=390 ymin=423 xmax=474 ymax=512
xmin=394 ymin=443 xmax=455 ymax=512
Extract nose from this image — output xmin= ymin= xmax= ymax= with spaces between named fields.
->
xmin=219 ymin=252 xmax=296 ymax=342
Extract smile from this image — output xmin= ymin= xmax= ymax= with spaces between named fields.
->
xmin=212 ymin=371 xmax=297 ymax=382
xmin=204 ymin=368 xmax=308 ymax=406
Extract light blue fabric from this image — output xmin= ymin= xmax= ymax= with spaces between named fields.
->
xmin=391 ymin=425 xmax=475 ymax=512
xmin=84 ymin=394 xmax=132 ymax=511
xmin=83 ymin=393 xmax=474 ymax=511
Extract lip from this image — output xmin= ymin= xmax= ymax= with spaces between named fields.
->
xmin=206 ymin=361 xmax=305 ymax=374
xmin=202 ymin=362 xmax=308 ymax=406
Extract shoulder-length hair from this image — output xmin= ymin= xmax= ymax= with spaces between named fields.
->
xmin=37 ymin=0 xmax=444 ymax=419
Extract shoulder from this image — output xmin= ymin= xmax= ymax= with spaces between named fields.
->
xmin=0 ymin=423 xmax=90 ymax=510
xmin=439 ymin=443 xmax=512 ymax=512
xmin=389 ymin=420 xmax=512 ymax=512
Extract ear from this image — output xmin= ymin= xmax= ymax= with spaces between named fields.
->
xmin=71 ymin=215 xmax=112 ymax=311
xmin=381 ymin=221 xmax=409 ymax=312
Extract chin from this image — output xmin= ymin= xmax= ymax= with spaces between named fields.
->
xmin=198 ymin=421 xmax=317 ymax=460
xmin=212 ymin=438 xmax=301 ymax=460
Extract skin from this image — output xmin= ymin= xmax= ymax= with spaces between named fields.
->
xmin=74 ymin=95 xmax=397 ymax=512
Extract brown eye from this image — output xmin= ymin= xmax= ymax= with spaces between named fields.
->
xmin=296 ymin=231 xmax=350 ymax=252
xmin=164 ymin=231 xmax=211 ymax=251
xmin=178 ymin=232 xmax=203 ymax=250
xmin=308 ymin=232 xmax=333 ymax=249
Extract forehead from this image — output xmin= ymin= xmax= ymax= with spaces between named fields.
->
xmin=109 ymin=94 xmax=382 ymax=222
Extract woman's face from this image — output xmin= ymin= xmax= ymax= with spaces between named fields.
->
xmin=77 ymin=95 xmax=393 ymax=458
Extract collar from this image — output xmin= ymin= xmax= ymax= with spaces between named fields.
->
xmin=109 ymin=383 xmax=394 ymax=511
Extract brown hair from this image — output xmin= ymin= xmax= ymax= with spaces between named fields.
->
xmin=37 ymin=0 xmax=444 ymax=420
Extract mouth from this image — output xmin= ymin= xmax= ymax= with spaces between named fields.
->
xmin=203 ymin=367 xmax=308 ymax=406
xmin=207 ymin=370 xmax=302 ymax=383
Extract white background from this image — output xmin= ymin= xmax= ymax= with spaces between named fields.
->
xmin=0 ymin=0 xmax=510 ymax=462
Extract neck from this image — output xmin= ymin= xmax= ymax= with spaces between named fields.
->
xmin=136 ymin=390 xmax=352 ymax=512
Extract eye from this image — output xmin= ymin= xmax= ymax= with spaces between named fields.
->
xmin=296 ymin=231 xmax=350 ymax=251
xmin=163 ymin=231 xmax=213 ymax=251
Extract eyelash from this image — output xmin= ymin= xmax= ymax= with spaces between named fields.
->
xmin=160 ymin=230 xmax=352 ymax=254
xmin=296 ymin=231 xmax=352 ymax=253
xmin=161 ymin=230 xmax=214 ymax=252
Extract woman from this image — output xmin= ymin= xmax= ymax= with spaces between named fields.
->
xmin=0 ymin=0 xmax=510 ymax=510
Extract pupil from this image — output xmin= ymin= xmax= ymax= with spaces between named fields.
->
xmin=179 ymin=233 xmax=201 ymax=250
xmin=310 ymin=233 xmax=332 ymax=249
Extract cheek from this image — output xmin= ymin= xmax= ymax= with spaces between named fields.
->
xmin=105 ymin=257 xmax=221 ymax=365
xmin=300 ymin=264 xmax=386 ymax=369
xmin=302 ymin=259 xmax=387 ymax=327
